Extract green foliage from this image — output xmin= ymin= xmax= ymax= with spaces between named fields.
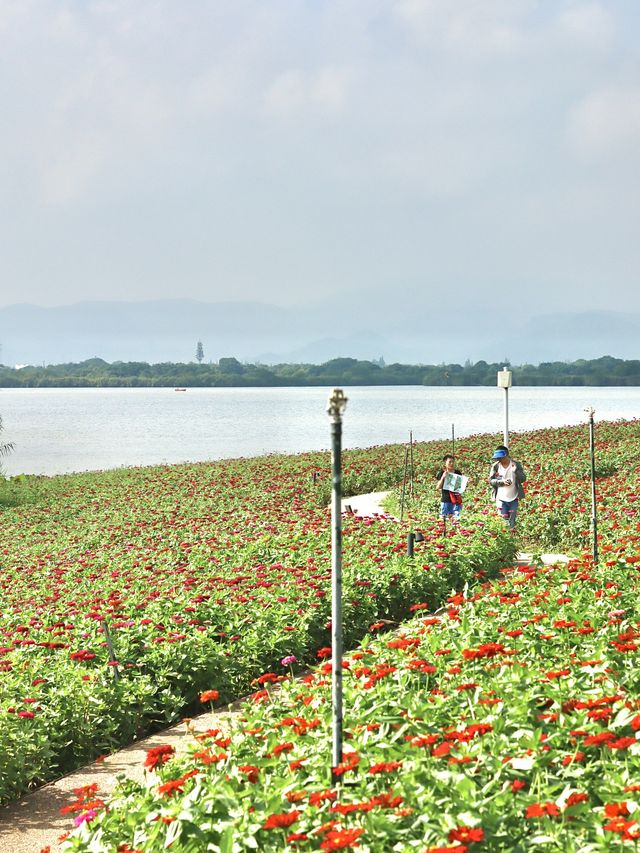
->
xmin=4 ymin=416 xmax=640 ymax=834
xmin=65 ymin=553 xmax=640 ymax=852
xmin=0 ymin=444 xmax=513 ymax=805
xmin=3 ymin=355 xmax=640 ymax=387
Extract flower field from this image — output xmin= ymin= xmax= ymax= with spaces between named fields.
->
xmin=64 ymin=554 xmax=640 ymax=852
xmin=0 ymin=444 xmax=513 ymax=806
xmin=57 ymin=418 xmax=640 ymax=851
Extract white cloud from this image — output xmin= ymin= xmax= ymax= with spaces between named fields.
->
xmin=37 ymin=137 xmax=108 ymax=205
xmin=186 ymin=68 xmax=235 ymax=117
xmin=557 ymin=2 xmax=614 ymax=52
xmin=263 ymin=70 xmax=307 ymax=115
xmin=394 ymin=0 xmax=530 ymax=57
xmin=263 ymin=67 xmax=349 ymax=117
xmin=1 ymin=0 xmax=639 ymax=314
xmin=313 ymin=67 xmax=349 ymax=112
xmin=567 ymin=87 xmax=640 ymax=161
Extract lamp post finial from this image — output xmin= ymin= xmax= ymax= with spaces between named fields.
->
xmin=327 ymin=388 xmax=348 ymax=421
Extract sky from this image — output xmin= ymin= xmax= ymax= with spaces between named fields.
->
xmin=1 ymin=0 xmax=640 ymax=322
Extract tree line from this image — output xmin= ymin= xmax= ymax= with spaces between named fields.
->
xmin=1 ymin=355 xmax=640 ymax=387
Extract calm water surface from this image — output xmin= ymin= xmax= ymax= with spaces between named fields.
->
xmin=1 ymin=386 xmax=638 ymax=476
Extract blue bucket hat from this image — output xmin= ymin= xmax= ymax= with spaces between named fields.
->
xmin=492 ymin=449 xmax=508 ymax=459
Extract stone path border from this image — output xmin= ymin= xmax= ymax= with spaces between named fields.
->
xmin=0 ymin=492 xmax=570 ymax=852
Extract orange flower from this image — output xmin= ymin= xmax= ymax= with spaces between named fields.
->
xmin=199 ymin=689 xmax=219 ymax=703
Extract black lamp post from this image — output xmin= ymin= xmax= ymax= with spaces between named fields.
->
xmin=327 ymin=388 xmax=348 ymax=785
xmin=586 ymin=407 xmax=599 ymax=564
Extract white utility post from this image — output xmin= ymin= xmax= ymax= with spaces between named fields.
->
xmin=497 ymin=366 xmax=512 ymax=447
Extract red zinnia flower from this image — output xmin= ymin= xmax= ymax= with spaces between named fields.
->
xmin=238 ymin=765 xmax=259 ymax=783
xmin=369 ymin=760 xmax=402 ymax=774
xmin=561 ymin=752 xmax=585 ymax=765
xmin=157 ymin=769 xmax=198 ymax=797
xmin=603 ymin=817 xmax=640 ymax=840
xmin=565 ymin=792 xmax=589 ymax=808
xmin=263 ymin=810 xmax=300 ymax=830
xmin=604 ymin=802 xmax=629 ymax=818
xmin=144 ymin=745 xmax=175 ymax=771
xmin=309 ymin=789 xmax=337 ymax=806
xmin=545 ymin=669 xmax=570 ymax=680
xmin=319 ymin=827 xmax=365 ymax=850
xmin=583 ymin=731 xmax=616 ymax=746
xmin=449 ymin=826 xmax=484 ymax=843
xmin=525 ymin=802 xmax=560 ymax=819
xmin=199 ymin=690 xmax=219 ymax=703
xmin=607 ymin=736 xmax=636 ymax=750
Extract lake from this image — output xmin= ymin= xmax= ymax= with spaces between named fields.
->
xmin=0 ymin=385 xmax=639 ymax=477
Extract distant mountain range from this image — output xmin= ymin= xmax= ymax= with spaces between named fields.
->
xmin=0 ymin=299 xmax=638 ymax=366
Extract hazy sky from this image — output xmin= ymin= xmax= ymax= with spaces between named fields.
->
xmin=1 ymin=0 xmax=639 ymax=319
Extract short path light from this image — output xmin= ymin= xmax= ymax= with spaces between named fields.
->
xmin=327 ymin=388 xmax=347 ymax=785
xmin=407 ymin=530 xmax=424 ymax=557
xmin=102 ymin=620 xmax=120 ymax=682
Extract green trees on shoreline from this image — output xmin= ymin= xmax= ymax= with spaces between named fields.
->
xmin=1 ymin=354 xmax=639 ymax=388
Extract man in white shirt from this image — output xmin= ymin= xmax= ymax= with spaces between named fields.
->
xmin=488 ymin=447 xmax=526 ymax=530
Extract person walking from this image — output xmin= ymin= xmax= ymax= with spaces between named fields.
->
xmin=436 ymin=454 xmax=464 ymax=521
xmin=489 ymin=446 xmax=526 ymax=530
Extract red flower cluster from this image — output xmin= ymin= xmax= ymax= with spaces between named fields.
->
xmin=144 ymin=744 xmax=175 ymax=772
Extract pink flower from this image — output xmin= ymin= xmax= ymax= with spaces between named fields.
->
xmin=73 ymin=809 xmax=97 ymax=827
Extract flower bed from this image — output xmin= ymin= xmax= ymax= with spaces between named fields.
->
xmin=401 ymin=417 xmax=640 ymax=556
xmin=0 ymin=448 xmax=513 ymax=805
xmin=64 ymin=551 xmax=640 ymax=851
xmin=56 ymin=417 xmax=640 ymax=850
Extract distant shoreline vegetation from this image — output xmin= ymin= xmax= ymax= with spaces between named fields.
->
xmin=2 ymin=355 xmax=640 ymax=387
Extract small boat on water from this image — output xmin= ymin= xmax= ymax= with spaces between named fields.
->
xmin=174 ymin=388 xmax=187 ymax=392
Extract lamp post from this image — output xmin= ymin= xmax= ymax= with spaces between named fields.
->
xmin=497 ymin=366 xmax=512 ymax=447
xmin=327 ymin=388 xmax=347 ymax=785
xmin=585 ymin=407 xmax=599 ymax=564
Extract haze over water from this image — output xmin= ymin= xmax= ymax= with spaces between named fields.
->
xmin=1 ymin=386 xmax=638 ymax=477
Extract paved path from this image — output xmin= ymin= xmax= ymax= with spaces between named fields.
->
xmin=0 ymin=706 xmax=244 ymax=853
xmin=341 ymin=490 xmax=394 ymax=518
xmin=517 ymin=552 xmax=570 ymax=565
xmin=0 ymin=491 xmax=569 ymax=852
